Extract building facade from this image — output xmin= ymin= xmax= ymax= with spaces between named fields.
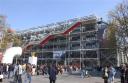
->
xmin=17 ymin=15 xmax=117 ymax=67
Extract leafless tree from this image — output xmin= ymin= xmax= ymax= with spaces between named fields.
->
xmin=108 ymin=0 xmax=128 ymax=63
xmin=109 ymin=0 xmax=128 ymax=33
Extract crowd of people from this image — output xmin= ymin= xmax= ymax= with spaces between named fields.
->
xmin=102 ymin=65 xmax=116 ymax=83
xmin=0 ymin=62 xmax=128 ymax=83
xmin=0 ymin=62 xmax=80 ymax=83
xmin=102 ymin=63 xmax=128 ymax=83
xmin=0 ymin=62 xmax=33 ymax=83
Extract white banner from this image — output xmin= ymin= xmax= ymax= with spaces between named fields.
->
xmin=28 ymin=57 xmax=37 ymax=65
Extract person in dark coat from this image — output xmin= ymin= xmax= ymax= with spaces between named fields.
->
xmin=125 ymin=63 xmax=128 ymax=83
xmin=8 ymin=64 xmax=12 ymax=79
xmin=48 ymin=64 xmax=57 ymax=83
xmin=0 ymin=63 xmax=3 ymax=82
xmin=120 ymin=64 xmax=126 ymax=83
xmin=102 ymin=66 xmax=108 ymax=83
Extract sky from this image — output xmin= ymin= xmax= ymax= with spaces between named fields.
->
xmin=0 ymin=0 xmax=122 ymax=31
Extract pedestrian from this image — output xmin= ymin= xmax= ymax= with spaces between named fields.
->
xmin=108 ymin=65 xmax=116 ymax=83
xmin=37 ymin=65 xmax=40 ymax=75
xmin=14 ymin=62 xmax=23 ymax=83
xmin=17 ymin=63 xmax=23 ymax=83
xmin=81 ymin=65 xmax=86 ymax=79
xmin=25 ymin=63 xmax=32 ymax=83
xmin=32 ymin=65 xmax=36 ymax=76
xmin=120 ymin=64 xmax=126 ymax=83
xmin=102 ymin=66 xmax=108 ymax=83
xmin=3 ymin=64 xmax=7 ymax=76
xmin=0 ymin=63 xmax=3 ymax=82
xmin=48 ymin=64 xmax=57 ymax=83
xmin=13 ymin=63 xmax=19 ymax=83
xmin=6 ymin=64 xmax=9 ymax=77
xmin=8 ymin=64 xmax=12 ymax=79
xmin=125 ymin=63 xmax=128 ymax=83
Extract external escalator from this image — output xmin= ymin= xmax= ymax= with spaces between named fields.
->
xmin=23 ymin=21 xmax=81 ymax=51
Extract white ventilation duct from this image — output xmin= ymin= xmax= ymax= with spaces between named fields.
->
xmin=2 ymin=47 xmax=22 ymax=64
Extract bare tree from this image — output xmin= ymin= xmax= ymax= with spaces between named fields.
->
xmin=109 ymin=0 xmax=128 ymax=33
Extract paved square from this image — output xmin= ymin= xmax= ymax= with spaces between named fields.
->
xmin=3 ymin=74 xmax=120 ymax=83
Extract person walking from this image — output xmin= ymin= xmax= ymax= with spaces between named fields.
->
xmin=13 ymin=64 xmax=19 ymax=83
xmin=8 ymin=64 xmax=12 ymax=79
xmin=125 ymin=63 xmax=128 ymax=83
xmin=108 ymin=65 xmax=116 ymax=83
xmin=48 ymin=64 xmax=57 ymax=83
xmin=0 ymin=63 xmax=3 ymax=82
xmin=102 ymin=66 xmax=108 ymax=83
xmin=120 ymin=64 xmax=126 ymax=83
xmin=14 ymin=62 xmax=23 ymax=83
xmin=37 ymin=65 xmax=40 ymax=75
xmin=17 ymin=63 xmax=23 ymax=83
xmin=25 ymin=63 xmax=32 ymax=83
xmin=32 ymin=65 xmax=36 ymax=76
xmin=81 ymin=65 xmax=86 ymax=79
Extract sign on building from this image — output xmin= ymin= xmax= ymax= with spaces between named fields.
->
xmin=53 ymin=51 xmax=65 ymax=59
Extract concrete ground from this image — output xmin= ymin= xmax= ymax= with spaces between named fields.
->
xmin=2 ymin=73 xmax=120 ymax=83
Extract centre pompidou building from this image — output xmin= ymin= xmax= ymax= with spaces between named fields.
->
xmin=17 ymin=15 xmax=117 ymax=67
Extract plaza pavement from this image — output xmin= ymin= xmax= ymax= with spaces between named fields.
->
xmin=3 ymin=73 xmax=120 ymax=83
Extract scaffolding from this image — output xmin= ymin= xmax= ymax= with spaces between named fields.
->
xmin=18 ymin=15 xmax=119 ymax=67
